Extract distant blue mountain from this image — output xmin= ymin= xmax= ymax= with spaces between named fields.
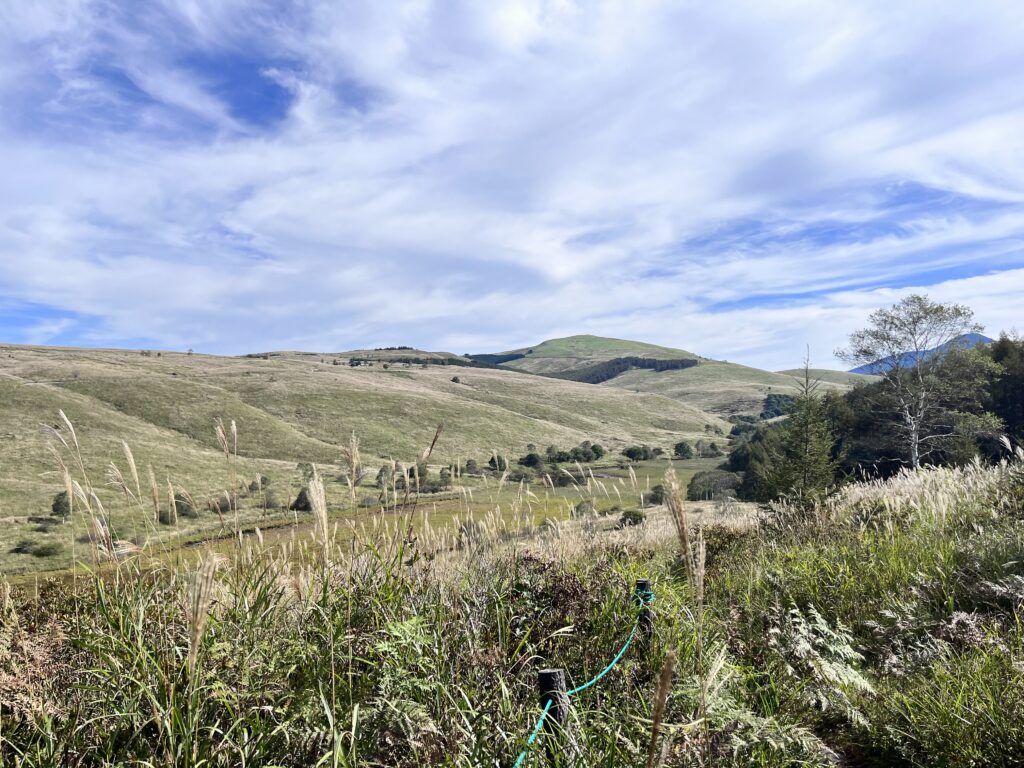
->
xmin=849 ymin=332 xmax=994 ymax=374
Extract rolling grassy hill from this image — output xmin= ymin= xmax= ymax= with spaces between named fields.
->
xmin=497 ymin=334 xmax=700 ymax=375
xmin=493 ymin=335 xmax=865 ymax=416
xmin=323 ymin=347 xmax=473 ymax=363
xmin=777 ymin=368 xmax=878 ymax=387
xmin=0 ymin=336 xmax=870 ymax=572
xmin=603 ymin=360 xmax=815 ymax=417
xmin=0 ymin=343 xmax=727 ymax=573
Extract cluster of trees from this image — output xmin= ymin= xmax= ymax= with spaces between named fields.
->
xmin=686 ymin=469 xmax=742 ymax=501
xmin=620 ymin=441 xmax=722 ymax=462
xmin=466 ymin=353 xmax=526 ymax=365
xmin=374 ymin=461 xmax=454 ymax=495
xmin=518 ymin=441 xmax=606 ymax=468
xmin=731 ymin=295 xmax=1022 ymax=504
xmin=728 ymin=416 xmax=758 ymax=436
xmin=551 ymin=356 xmax=699 ymax=385
xmin=696 ymin=439 xmax=724 ymax=458
xmin=671 ymin=439 xmax=723 ymax=459
xmin=673 ymin=440 xmax=693 ymax=458
xmin=348 ymin=355 xmax=500 ymax=369
xmin=621 ymin=444 xmax=663 ymax=461
xmin=760 ymin=393 xmax=796 ymax=420
xmin=989 ymin=335 xmax=1024 ymax=439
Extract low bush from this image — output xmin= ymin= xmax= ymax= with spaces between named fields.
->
xmin=174 ymin=492 xmax=198 ymax=518
xmin=616 ymin=508 xmax=645 ymax=528
xmin=550 ymin=469 xmax=585 ymax=487
xmin=505 ymin=468 xmax=533 ymax=483
xmin=570 ymin=499 xmax=596 ymax=518
xmin=10 ymin=539 xmax=64 ymax=558
xmin=643 ymin=484 xmax=665 ymax=505
xmin=517 ymin=452 xmax=543 ymax=468
xmin=51 ymin=490 xmax=70 ymax=518
xmin=248 ymin=474 xmax=271 ymax=492
xmin=289 ymin=487 xmax=312 ymax=512
xmin=207 ymin=493 xmax=236 ymax=516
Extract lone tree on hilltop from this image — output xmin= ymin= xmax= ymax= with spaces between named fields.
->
xmin=838 ymin=294 xmax=999 ymax=469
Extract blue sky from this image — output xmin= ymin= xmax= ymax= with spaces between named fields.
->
xmin=1 ymin=1 xmax=1023 ymax=370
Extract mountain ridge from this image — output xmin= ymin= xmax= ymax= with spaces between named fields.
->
xmin=848 ymin=332 xmax=994 ymax=374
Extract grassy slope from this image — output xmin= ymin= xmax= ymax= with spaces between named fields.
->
xmin=218 ymin=363 xmax=724 ymax=461
xmin=499 ymin=334 xmax=700 ymax=375
xmin=777 ymin=368 xmax=878 ymax=387
xmin=0 ymin=344 xmax=726 ymax=573
xmin=499 ymin=335 xmax=861 ymax=416
xmin=1 ymin=345 xmax=723 ymax=459
xmin=603 ymin=361 xmax=811 ymax=416
xmin=0 ymin=375 xmax=284 ymax=574
xmin=328 ymin=348 xmax=471 ymax=362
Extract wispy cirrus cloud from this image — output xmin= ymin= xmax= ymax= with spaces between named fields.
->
xmin=1 ymin=0 xmax=1023 ymax=368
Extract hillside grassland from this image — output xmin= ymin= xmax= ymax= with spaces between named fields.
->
xmin=0 ymin=344 xmax=729 ymax=574
xmin=3 ymin=445 xmax=1023 ymax=767
xmin=0 ymin=408 xmax=718 ymax=577
xmin=602 ymin=360 xmax=820 ymax=416
xmin=500 ymin=335 xmax=701 ymax=375
xmin=2 ymin=339 xmax=1023 ymax=766
xmin=0 ymin=345 xmax=725 ymax=462
xmin=320 ymin=348 xmax=472 ymax=363
xmin=777 ymin=368 xmax=879 ymax=387
xmin=494 ymin=336 xmax=867 ymax=416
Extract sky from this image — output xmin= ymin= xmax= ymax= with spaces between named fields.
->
xmin=1 ymin=1 xmax=1023 ymax=370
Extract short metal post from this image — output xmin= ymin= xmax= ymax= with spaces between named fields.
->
xmin=538 ymin=668 xmax=571 ymax=764
xmin=634 ymin=578 xmax=654 ymax=652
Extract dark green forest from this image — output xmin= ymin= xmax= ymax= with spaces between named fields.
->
xmin=728 ymin=329 xmax=1024 ymax=504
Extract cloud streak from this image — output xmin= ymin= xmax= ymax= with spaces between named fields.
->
xmin=1 ymin=0 xmax=1023 ymax=368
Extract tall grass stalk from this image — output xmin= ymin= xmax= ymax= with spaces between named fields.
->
xmin=186 ymin=557 xmax=221 ymax=680
xmin=646 ymin=650 xmax=676 ymax=768
xmin=664 ymin=466 xmax=709 ymax=764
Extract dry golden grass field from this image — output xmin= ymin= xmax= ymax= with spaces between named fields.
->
xmin=0 ymin=342 xmax=738 ymax=574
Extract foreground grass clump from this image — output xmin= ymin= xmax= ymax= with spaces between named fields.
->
xmin=711 ymin=453 xmax=1024 ymax=767
xmin=0 ymin=530 xmax=690 ymax=766
xmin=3 ymin=450 xmax=1024 ymax=766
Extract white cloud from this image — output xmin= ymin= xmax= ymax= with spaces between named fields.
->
xmin=21 ymin=316 xmax=76 ymax=346
xmin=0 ymin=0 xmax=1023 ymax=367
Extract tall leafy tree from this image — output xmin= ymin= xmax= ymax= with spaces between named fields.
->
xmin=838 ymin=294 xmax=998 ymax=468
xmin=988 ymin=333 xmax=1024 ymax=442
